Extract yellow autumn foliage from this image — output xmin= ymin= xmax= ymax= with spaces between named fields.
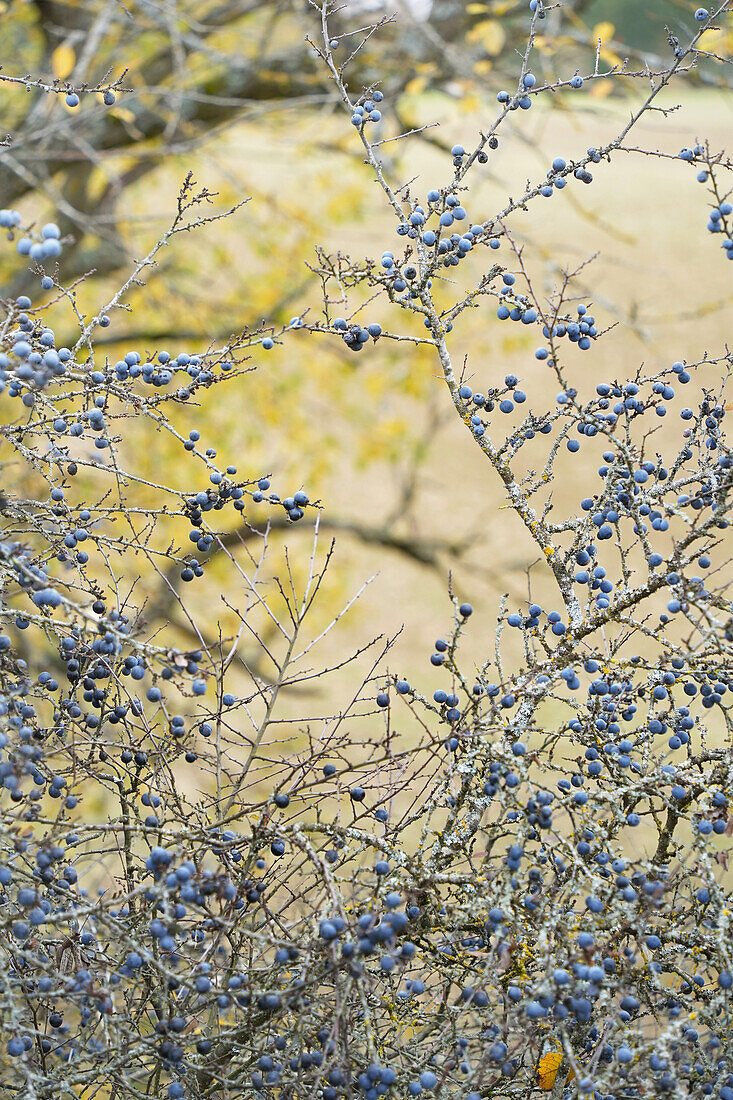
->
xmin=466 ymin=19 xmax=507 ymax=56
xmin=51 ymin=43 xmax=75 ymax=79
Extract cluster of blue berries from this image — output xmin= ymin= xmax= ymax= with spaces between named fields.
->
xmin=15 ymin=222 xmax=64 ymax=264
xmin=390 ymin=191 xmax=502 ymax=265
xmin=686 ymin=157 xmax=733 ymax=258
xmin=454 ymin=375 xmax=548 ymax=441
xmin=350 ymin=90 xmax=384 ymax=128
xmin=0 ymin=297 xmax=70 ymax=401
xmin=494 ymin=69 xmax=584 ymax=117
xmin=0 ymin=208 xmax=22 ymax=230
xmin=333 ymin=317 xmax=382 ymax=352
xmin=64 ymin=88 xmax=116 ymax=109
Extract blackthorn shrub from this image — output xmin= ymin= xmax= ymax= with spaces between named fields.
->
xmin=0 ymin=2 xmax=733 ymax=1099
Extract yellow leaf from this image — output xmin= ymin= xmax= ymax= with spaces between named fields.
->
xmin=592 ymin=21 xmax=615 ymax=43
xmin=466 ymin=2 xmax=488 ymax=10
xmin=460 ymin=92 xmax=481 ymax=112
xmin=600 ymin=48 xmax=622 ymax=66
xmin=405 ymin=76 xmax=428 ymax=96
xmin=590 ymin=79 xmax=614 ymax=98
xmin=698 ymin=28 xmax=723 ymax=49
xmin=473 ymin=59 xmax=493 ymax=75
xmin=108 ymin=106 xmax=137 ymax=125
xmin=257 ymin=68 xmax=291 ymax=86
xmin=51 ymin=43 xmax=75 ymax=80
xmin=537 ymin=1052 xmax=564 ymax=1090
xmin=535 ymin=34 xmax=576 ymax=49
xmin=467 ymin=19 xmax=506 ymax=56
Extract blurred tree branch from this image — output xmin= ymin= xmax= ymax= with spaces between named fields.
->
xmin=2 ymin=0 xmax=644 ymax=297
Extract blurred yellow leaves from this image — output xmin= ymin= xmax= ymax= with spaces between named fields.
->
xmin=459 ymin=91 xmax=482 ymax=112
xmin=404 ymin=62 xmax=438 ymax=97
xmin=467 ymin=19 xmax=507 ymax=57
xmin=592 ymin=21 xmax=615 ymax=43
xmin=406 ymin=76 xmax=429 ymax=96
xmin=698 ymin=22 xmax=733 ymax=54
xmin=51 ymin=43 xmax=75 ymax=79
xmin=590 ymin=80 xmax=614 ymax=99
xmin=591 ymin=22 xmax=622 ymax=67
xmin=107 ymin=106 xmax=137 ymax=126
xmin=324 ymin=179 xmax=365 ymax=226
xmin=357 ymin=415 xmax=409 ymax=467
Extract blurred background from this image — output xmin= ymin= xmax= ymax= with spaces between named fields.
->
xmin=2 ymin=0 xmax=733 ymax=785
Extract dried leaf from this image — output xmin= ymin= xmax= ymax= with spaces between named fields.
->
xmin=537 ymin=1052 xmax=564 ymax=1090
